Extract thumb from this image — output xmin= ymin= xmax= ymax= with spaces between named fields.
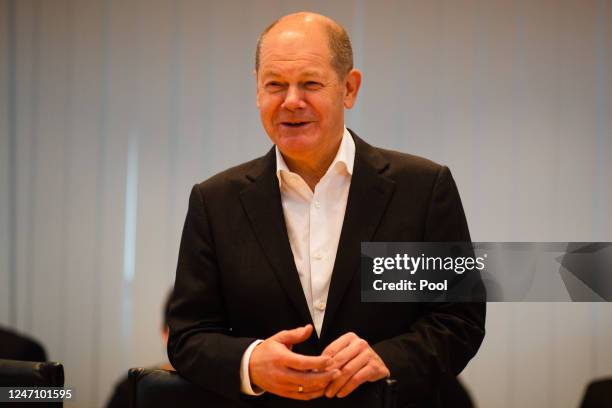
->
xmin=273 ymin=324 xmax=313 ymax=346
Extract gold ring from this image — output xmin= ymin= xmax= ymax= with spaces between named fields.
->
xmin=298 ymin=385 xmax=304 ymax=393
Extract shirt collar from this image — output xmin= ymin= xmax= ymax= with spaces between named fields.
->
xmin=275 ymin=127 xmax=355 ymax=184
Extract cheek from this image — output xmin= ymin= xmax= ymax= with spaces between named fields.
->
xmin=257 ymin=103 xmax=274 ymax=124
xmin=315 ymin=102 xmax=342 ymax=125
xmin=310 ymin=92 xmax=344 ymax=119
xmin=259 ymin=97 xmax=281 ymax=118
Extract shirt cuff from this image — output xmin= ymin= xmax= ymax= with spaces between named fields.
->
xmin=240 ymin=339 xmax=265 ymax=395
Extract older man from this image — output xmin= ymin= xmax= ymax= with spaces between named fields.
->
xmin=168 ymin=12 xmax=485 ymax=408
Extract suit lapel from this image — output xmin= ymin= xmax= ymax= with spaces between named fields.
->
xmin=321 ymin=133 xmax=395 ymax=341
xmin=239 ymin=134 xmax=395 ymax=339
xmin=239 ymin=148 xmax=314 ymax=327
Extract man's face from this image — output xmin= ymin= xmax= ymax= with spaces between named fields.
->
xmin=256 ymin=23 xmax=359 ymax=163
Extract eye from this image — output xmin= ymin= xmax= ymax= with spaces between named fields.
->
xmin=265 ymin=81 xmax=284 ymax=92
xmin=304 ymin=81 xmax=323 ymax=90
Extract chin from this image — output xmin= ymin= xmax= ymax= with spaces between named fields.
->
xmin=276 ymin=137 xmax=319 ymax=158
xmin=278 ymin=141 xmax=317 ymax=157
xmin=275 ymin=131 xmax=319 ymax=152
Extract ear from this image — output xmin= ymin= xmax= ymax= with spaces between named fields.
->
xmin=162 ymin=327 xmax=169 ymax=346
xmin=343 ymin=69 xmax=362 ymax=109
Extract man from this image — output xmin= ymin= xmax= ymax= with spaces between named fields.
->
xmin=168 ymin=12 xmax=485 ymax=408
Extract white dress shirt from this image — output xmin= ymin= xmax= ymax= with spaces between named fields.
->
xmin=239 ymin=127 xmax=355 ymax=395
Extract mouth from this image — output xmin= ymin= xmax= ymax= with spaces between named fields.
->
xmin=280 ymin=121 xmax=311 ymax=128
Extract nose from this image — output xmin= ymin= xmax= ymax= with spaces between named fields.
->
xmin=281 ymin=85 xmax=306 ymax=111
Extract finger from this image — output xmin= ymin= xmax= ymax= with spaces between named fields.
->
xmin=277 ymin=368 xmax=341 ymax=392
xmin=281 ymin=349 xmax=332 ymax=371
xmin=273 ymin=324 xmax=313 ymax=346
xmin=325 ymin=350 xmax=370 ymax=398
xmin=329 ymin=337 xmax=368 ymax=369
xmin=321 ymin=332 xmax=355 ymax=358
xmin=336 ymin=364 xmax=376 ymax=398
xmin=276 ymin=387 xmax=326 ymax=401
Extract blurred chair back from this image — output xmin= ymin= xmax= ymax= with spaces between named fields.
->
xmin=128 ymin=368 xmax=240 ymax=408
xmin=129 ymin=368 xmax=399 ymax=408
xmin=0 ymin=359 xmax=63 ymax=387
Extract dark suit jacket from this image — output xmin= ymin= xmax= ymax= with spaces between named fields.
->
xmin=167 ymin=131 xmax=486 ymax=408
xmin=580 ymin=378 xmax=612 ymax=408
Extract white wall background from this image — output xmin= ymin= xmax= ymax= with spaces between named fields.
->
xmin=1 ymin=0 xmax=611 ymax=407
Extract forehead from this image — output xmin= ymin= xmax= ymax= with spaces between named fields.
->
xmin=258 ymin=28 xmax=334 ymax=76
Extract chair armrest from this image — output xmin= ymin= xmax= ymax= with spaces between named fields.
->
xmin=0 ymin=358 xmax=64 ymax=387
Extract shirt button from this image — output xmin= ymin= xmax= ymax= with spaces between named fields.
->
xmin=313 ymin=252 xmax=322 ymax=260
xmin=314 ymin=200 xmax=320 ymax=209
xmin=317 ymin=302 xmax=326 ymax=311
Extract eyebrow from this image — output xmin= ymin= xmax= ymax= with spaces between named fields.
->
xmin=260 ymin=71 xmax=281 ymax=79
xmin=260 ymin=70 xmax=324 ymax=79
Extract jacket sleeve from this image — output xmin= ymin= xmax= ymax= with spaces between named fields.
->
xmin=167 ymin=184 xmax=256 ymax=401
xmin=372 ymin=166 xmax=486 ymax=401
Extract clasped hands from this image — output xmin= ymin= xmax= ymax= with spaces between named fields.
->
xmin=249 ymin=324 xmax=390 ymax=400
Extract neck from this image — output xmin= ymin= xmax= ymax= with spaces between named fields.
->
xmin=282 ymin=137 xmax=342 ymax=191
xmin=159 ymin=362 xmax=174 ymax=371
